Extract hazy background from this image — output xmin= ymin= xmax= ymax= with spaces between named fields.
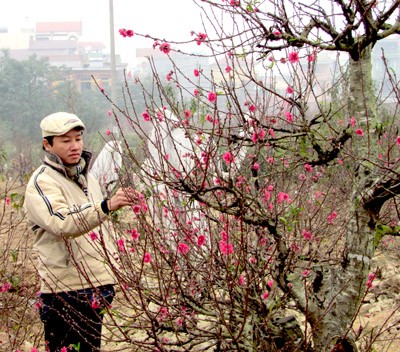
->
xmin=0 ymin=0 xmax=204 ymax=66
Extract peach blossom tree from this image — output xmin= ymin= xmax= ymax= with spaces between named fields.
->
xmin=101 ymin=1 xmax=400 ymax=351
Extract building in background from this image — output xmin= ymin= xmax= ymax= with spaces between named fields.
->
xmin=0 ymin=21 xmax=127 ymax=92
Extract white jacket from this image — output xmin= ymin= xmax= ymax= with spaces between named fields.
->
xmin=24 ymin=151 xmax=117 ymax=293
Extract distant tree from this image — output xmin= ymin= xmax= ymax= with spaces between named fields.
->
xmin=0 ymin=52 xmax=64 ymax=140
xmin=0 ymin=52 xmax=115 ymax=173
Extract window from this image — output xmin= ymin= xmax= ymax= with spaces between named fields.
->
xmin=80 ymin=76 xmax=92 ymax=91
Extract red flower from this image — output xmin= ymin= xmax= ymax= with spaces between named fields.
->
xmin=178 ymin=243 xmax=190 ymax=255
xmin=195 ymin=32 xmax=207 ymax=45
xmin=223 ymin=151 xmax=234 ymax=164
xmin=208 ymin=91 xmax=217 ymax=103
xmin=119 ymin=28 xmax=134 ymax=37
xmin=144 ymin=252 xmax=152 ymax=263
xmin=288 ymin=51 xmax=299 ymax=64
xmin=197 ymin=235 xmax=207 ymax=246
xmin=142 ymin=111 xmax=151 ymax=121
xmin=159 ymin=42 xmax=171 ymax=54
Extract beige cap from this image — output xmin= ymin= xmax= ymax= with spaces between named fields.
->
xmin=40 ymin=112 xmax=85 ymax=137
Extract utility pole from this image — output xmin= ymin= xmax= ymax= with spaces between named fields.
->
xmin=109 ymin=0 xmax=117 ymax=105
xmin=109 ymin=0 xmax=120 ymax=136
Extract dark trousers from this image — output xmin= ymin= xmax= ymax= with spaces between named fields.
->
xmin=39 ymin=285 xmax=115 ymax=352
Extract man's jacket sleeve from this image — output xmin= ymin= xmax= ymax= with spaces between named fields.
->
xmin=24 ymin=168 xmax=107 ymax=238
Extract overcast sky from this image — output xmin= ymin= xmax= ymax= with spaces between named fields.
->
xmin=0 ymin=0 xmax=204 ymax=66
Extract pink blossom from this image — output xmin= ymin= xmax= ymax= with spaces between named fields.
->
xmin=105 ymin=129 xmax=110 ymax=136
xmin=308 ymin=53 xmax=316 ymax=62
xmin=355 ymin=129 xmax=364 ymax=136
xmin=156 ymin=111 xmax=164 ymax=122
xmin=178 ymin=243 xmax=190 ymax=255
xmin=327 ymin=211 xmax=337 ymax=224
xmin=159 ymin=42 xmax=171 ymax=54
xmin=285 ymin=111 xmax=293 ymax=123
xmin=219 ymin=240 xmax=234 ymax=255
xmin=197 ymin=235 xmax=207 ymax=246
xmin=268 ymin=128 xmax=275 ymax=138
xmin=142 ymin=111 xmax=151 ymax=121
xmin=223 ymin=151 xmax=234 ymax=164
xmin=302 ymin=269 xmax=310 ymax=278
xmin=60 ymin=347 xmax=68 ymax=352
xmin=131 ymin=229 xmax=140 ymax=240
xmin=194 ymin=69 xmax=200 ymax=77
xmin=141 ymin=203 xmax=148 ymax=213
xmin=262 ymin=291 xmax=269 ymax=300
xmin=220 ymin=230 xmax=228 ymax=241
xmin=277 ymin=192 xmax=291 ymax=204
xmin=267 ymin=280 xmax=274 ymax=288
xmin=91 ymin=295 xmax=100 ymax=309
xmin=5 ymin=197 xmax=10 ymax=206
xmin=119 ymin=28 xmax=134 ymax=37
xmin=132 ymin=205 xmax=141 ymax=214
xmin=225 ymin=66 xmax=233 ymax=73
xmin=302 ymin=229 xmax=313 ymax=240
xmin=253 ymin=162 xmax=260 ymax=171
xmin=34 ymin=299 xmax=43 ymax=311
xmin=397 ymin=136 xmax=400 ymax=145
xmin=193 ymin=88 xmax=199 ymax=96
xmin=1 ymin=282 xmax=11 ymax=292
xmin=107 ymin=110 xmax=112 ymax=117
xmin=89 ymin=232 xmax=98 ymax=241
xmin=350 ymin=116 xmax=356 ymax=127
xmin=143 ymin=252 xmax=152 ymax=263
xmin=263 ymin=190 xmax=271 ymax=202
xmin=366 ymin=272 xmax=376 ymax=289
xmin=288 ymin=51 xmax=299 ymax=63
xmin=195 ymin=32 xmax=207 ymax=45
xmin=304 ymin=164 xmax=312 ymax=172
xmin=249 ymin=104 xmax=256 ymax=112
xmin=184 ymin=109 xmax=191 ymax=118
xmin=30 ymin=349 xmax=39 ymax=352
xmin=208 ymin=91 xmax=217 ymax=103
xmin=286 ymin=86 xmax=294 ymax=94
xmin=238 ymin=275 xmax=246 ymax=286
xmin=117 ymin=238 xmax=126 ymax=252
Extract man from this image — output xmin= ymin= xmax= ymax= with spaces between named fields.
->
xmin=24 ymin=112 xmax=134 ymax=352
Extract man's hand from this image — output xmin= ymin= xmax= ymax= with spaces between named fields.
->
xmin=108 ymin=187 xmax=137 ymax=211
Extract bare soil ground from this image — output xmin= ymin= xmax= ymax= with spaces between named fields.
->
xmin=1 ymin=180 xmax=400 ymax=351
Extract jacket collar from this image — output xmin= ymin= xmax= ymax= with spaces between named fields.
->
xmin=43 ymin=150 xmax=92 ymax=178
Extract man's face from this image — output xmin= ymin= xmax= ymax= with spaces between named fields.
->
xmin=43 ymin=129 xmax=83 ymax=165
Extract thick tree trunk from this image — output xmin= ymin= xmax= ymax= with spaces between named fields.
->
xmin=347 ymin=45 xmax=377 ymax=122
xmin=311 ymin=205 xmax=375 ymax=351
xmin=288 ymin=49 xmax=378 ymax=351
